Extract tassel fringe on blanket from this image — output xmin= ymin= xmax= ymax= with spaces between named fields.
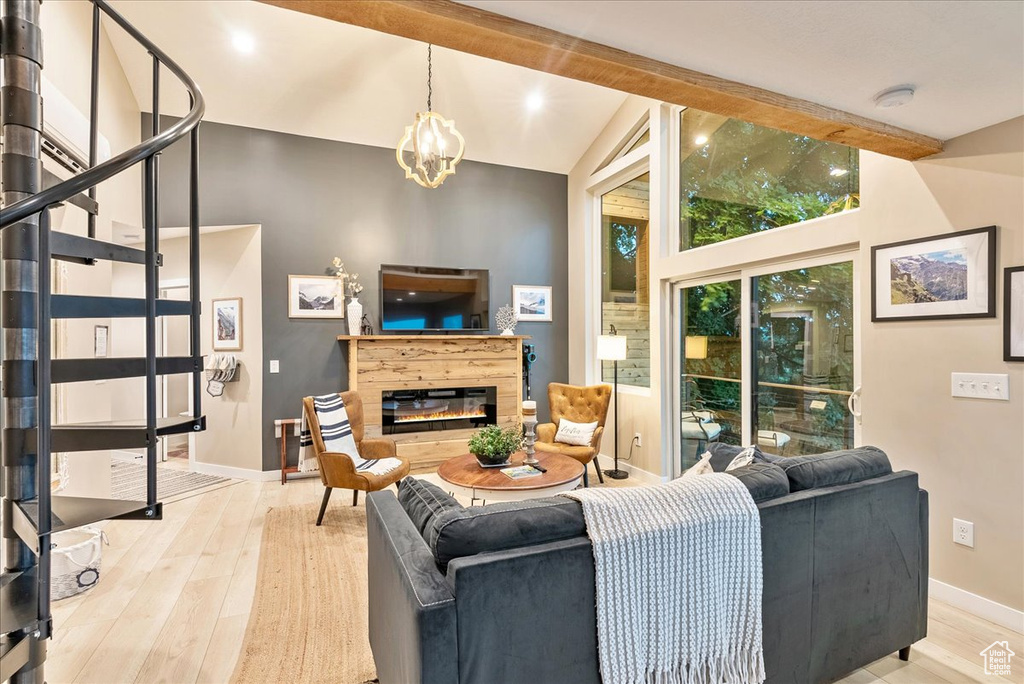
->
xmin=564 ymin=473 xmax=766 ymax=684
xmin=298 ymin=393 xmax=403 ymax=477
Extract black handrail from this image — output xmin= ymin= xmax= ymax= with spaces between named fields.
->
xmin=0 ymin=0 xmax=204 ymax=229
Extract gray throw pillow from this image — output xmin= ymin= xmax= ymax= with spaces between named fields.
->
xmin=429 ymin=497 xmax=587 ymax=570
xmin=396 ymin=477 xmax=464 ymax=541
xmin=780 ymin=446 xmax=893 ymax=491
xmin=704 ymin=442 xmax=776 ymax=472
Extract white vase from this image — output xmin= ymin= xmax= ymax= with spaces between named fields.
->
xmin=347 ymin=297 xmax=363 ymax=335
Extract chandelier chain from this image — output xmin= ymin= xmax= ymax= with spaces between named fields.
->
xmin=427 ymin=44 xmax=433 ymax=112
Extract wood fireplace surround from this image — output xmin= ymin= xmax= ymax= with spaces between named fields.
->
xmin=337 ymin=335 xmax=526 ymax=472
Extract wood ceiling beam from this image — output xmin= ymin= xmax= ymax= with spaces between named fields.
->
xmin=262 ymin=0 xmax=943 ymax=160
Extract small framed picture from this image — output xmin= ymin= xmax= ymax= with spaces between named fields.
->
xmin=512 ymin=285 xmax=552 ymax=322
xmin=871 ymin=226 xmax=996 ymax=322
xmin=94 ymin=325 xmax=109 ymax=357
xmin=212 ymin=298 xmax=242 ymax=351
xmin=1005 ymin=266 xmax=1024 ymax=362
xmin=288 ymin=275 xmax=344 ymax=319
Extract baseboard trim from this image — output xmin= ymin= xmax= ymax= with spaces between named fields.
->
xmin=192 ymin=461 xmax=281 ymax=482
xmin=929 ymin=578 xmax=1024 ymax=634
xmin=595 ymin=453 xmax=665 ymax=485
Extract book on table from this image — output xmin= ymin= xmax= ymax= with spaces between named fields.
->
xmin=501 ymin=465 xmax=543 ymax=480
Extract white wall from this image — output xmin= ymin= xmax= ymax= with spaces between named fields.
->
xmin=41 ymin=0 xmax=142 ymax=498
xmin=111 ymin=226 xmax=264 ymax=473
xmin=568 ymin=112 xmax=1024 ymax=614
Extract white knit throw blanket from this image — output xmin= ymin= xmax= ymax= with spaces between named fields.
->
xmin=564 ymin=474 xmax=765 ymax=684
xmin=298 ymin=394 xmax=403 ymax=477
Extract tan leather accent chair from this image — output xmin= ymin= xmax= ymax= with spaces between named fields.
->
xmin=535 ymin=382 xmax=612 ymax=486
xmin=302 ymin=391 xmax=410 ymax=525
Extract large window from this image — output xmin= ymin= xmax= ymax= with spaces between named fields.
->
xmin=679 ymin=109 xmax=859 ymax=251
xmin=601 ymin=172 xmax=650 ymax=388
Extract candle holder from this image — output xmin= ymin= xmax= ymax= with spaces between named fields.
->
xmin=522 ymin=402 xmax=539 ymax=466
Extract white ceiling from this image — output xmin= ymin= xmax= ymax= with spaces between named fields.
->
xmin=459 ymin=0 xmax=1024 ymax=141
xmin=103 ymin=1 xmax=629 ymax=174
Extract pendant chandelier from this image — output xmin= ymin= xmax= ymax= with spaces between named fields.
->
xmin=396 ymin=44 xmax=465 ymax=189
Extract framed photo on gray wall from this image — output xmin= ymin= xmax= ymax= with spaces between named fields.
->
xmin=288 ymin=275 xmax=344 ymax=319
xmin=1006 ymin=266 xmax=1024 ymax=362
xmin=513 ymin=285 xmax=552 ymax=322
xmin=871 ymin=226 xmax=996 ymax=322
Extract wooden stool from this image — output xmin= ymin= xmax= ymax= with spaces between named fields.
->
xmin=275 ymin=418 xmax=301 ymax=484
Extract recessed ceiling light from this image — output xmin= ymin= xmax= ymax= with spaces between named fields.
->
xmin=694 ymin=135 xmax=709 ymax=146
xmin=874 ymin=85 xmax=915 ymax=109
xmin=829 ymin=168 xmax=849 ymax=177
xmin=526 ymin=91 xmax=544 ymax=112
xmin=232 ymin=32 xmax=255 ymax=55
xmin=408 ymin=292 xmax=417 ymax=296
xmin=396 ymin=298 xmax=403 ymax=302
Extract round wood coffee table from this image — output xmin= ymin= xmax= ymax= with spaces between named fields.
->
xmin=437 ymin=451 xmax=584 ymax=504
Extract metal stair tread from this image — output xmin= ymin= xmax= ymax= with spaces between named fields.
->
xmin=27 ymin=415 xmax=206 ymax=452
xmin=0 ymin=567 xmax=38 ymax=636
xmin=16 ymin=496 xmax=156 ymax=536
xmin=0 ymin=634 xmax=31 ymax=681
xmin=51 ymin=356 xmax=202 ymax=383
xmin=50 ymin=231 xmax=156 ymax=265
xmin=52 ymin=295 xmax=191 ymax=319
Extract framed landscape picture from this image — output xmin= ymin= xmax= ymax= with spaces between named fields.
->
xmin=1006 ymin=266 xmax=1024 ymax=362
xmin=513 ymin=285 xmax=552 ymax=322
xmin=288 ymin=275 xmax=344 ymax=319
xmin=212 ymin=298 xmax=242 ymax=351
xmin=871 ymin=226 xmax=996 ymax=322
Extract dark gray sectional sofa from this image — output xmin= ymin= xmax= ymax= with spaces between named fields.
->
xmin=367 ymin=446 xmax=929 ymax=684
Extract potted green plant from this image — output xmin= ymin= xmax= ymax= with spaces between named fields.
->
xmin=468 ymin=424 xmax=523 ymax=467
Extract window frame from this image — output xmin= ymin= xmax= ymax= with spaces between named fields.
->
xmin=586 ymin=143 xmax=652 ymax=396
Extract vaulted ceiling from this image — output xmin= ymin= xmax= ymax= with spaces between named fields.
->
xmin=104 ymin=0 xmax=631 ymax=174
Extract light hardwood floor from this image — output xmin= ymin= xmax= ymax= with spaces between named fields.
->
xmin=43 ymin=472 xmax=1023 ymax=684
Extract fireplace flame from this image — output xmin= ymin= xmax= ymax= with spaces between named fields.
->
xmin=395 ymin=408 xmax=488 ymax=423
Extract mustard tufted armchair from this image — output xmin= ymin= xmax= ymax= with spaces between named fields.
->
xmin=302 ymin=391 xmax=410 ymax=525
xmin=535 ymin=382 xmax=613 ymax=486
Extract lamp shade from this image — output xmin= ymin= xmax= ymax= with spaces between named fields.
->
xmin=684 ymin=336 xmax=709 ymax=360
xmin=597 ymin=334 xmax=628 ymax=361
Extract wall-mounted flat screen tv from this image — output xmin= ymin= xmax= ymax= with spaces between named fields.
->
xmin=380 ymin=265 xmax=489 ymax=333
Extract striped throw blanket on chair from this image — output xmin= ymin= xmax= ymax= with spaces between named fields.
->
xmin=299 ymin=394 xmax=403 ymax=477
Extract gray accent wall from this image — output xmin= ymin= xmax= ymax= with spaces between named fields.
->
xmin=150 ymin=117 xmax=569 ymax=470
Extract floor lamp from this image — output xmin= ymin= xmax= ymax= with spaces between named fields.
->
xmin=597 ymin=330 xmax=628 ymax=480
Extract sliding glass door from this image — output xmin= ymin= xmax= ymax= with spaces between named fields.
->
xmin=674 ymin=255 xmax=858 ymax=474
xmin=751 ymin=261 xmax=855 ymax=457
xmin=679 ymin=279 xmax=742 ymax=468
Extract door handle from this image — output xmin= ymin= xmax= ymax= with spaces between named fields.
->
xmin=847 ymin=386 xmax=863 ymax=419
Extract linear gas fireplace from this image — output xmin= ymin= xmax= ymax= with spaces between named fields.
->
xmin=381 ymin=387 xmax=497 ymax=434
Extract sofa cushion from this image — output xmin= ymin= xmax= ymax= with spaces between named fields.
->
xmin=396 ymin=477 xmax=464 ymax=540
xmin=726 ymin=463 xmax=790 ymax=503
xmin=429 ymin=497 xmax=586 ymax=569
xmin=779 ymin=446 xmax=892 ymax=491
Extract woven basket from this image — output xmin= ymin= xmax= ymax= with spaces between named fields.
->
xmin=51 ymin=527 xmax=106 ymax=600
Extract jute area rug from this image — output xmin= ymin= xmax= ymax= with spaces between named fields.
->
xmin=231 ymin=502 xmax=377 ymax=684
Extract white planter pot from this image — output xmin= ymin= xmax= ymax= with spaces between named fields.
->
xmin=347 ymin=297 xmax=363 ymax=335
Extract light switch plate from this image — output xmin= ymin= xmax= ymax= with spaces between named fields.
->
xmin=951 ymin=373 xmax=1009 ymax=401
xmin=269 ymin=360 xmax=280 ymax=374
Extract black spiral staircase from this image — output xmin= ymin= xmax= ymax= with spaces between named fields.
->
xmin=1 ymin=1 xmax=206 ymax=681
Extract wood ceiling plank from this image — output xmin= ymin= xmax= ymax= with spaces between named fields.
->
xmin=261 ymin=0 xmax=943 ymax=160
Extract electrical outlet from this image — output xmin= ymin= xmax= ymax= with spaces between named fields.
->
xmin=951 ymin=373 xmax=1009 ymax=401
xmin=269 ymin=360 xmax=280 ymax=374
xmin=953 ymin=518 xmax=975 ymax=548
xmin=634 ymin=432 xmax=642 ymax=447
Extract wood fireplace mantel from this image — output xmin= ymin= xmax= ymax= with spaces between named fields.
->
xmin=337 ymin=334 xmax=528 ymax=472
